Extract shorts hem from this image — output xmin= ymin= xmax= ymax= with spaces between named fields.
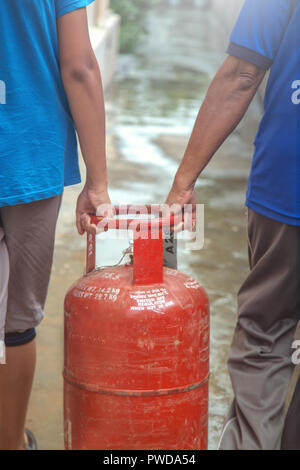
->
xmin=5 ymin=328 xmax=36 ymax=347
xmin=5 ymin=310 xmax=44 ymax=335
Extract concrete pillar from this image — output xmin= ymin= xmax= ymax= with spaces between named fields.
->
xmin=87 ymin=0 xmax=120 ymax=90
xmin=210 ymin=0 xmax=243 ymax=35
xmin=86 ymin=0 xmax=97 ymax=25
xmin=97 ymin=0 xmax=110 ymax=22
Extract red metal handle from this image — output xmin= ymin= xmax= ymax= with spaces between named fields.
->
xmin=86 ymin=205 xmax=183 ymax=285
xmin=90 ymin=205 xmax=182 ymax=230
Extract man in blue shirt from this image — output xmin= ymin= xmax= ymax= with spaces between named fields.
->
xmin=166 ymin=0 xmax=300 ymax=449
xmin=0 ymin=0 xmax=111 ymax=449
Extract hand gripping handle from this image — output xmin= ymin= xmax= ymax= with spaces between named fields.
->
xmin=86 ymin=205 xmax=182 ymax=286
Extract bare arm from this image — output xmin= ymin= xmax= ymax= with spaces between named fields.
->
xmin=57 ymin=8 xmax=112 ymax=234
xmin=166 ymin=56 xmax=266 ymax=206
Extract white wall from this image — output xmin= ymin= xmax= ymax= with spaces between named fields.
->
xmin=87 ymin=0 xmax=120 ymax=90
xmin=211 ymin=0 xmax=243 ymax=32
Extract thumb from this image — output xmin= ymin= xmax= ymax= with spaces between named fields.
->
xmin=96 ymin=203 xmax=114 ymax=218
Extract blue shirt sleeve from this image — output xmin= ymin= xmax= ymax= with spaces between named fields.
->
xmin=55 ymin=0 xmax=95 ymax=18
xmin=227 ymin=0 xmax=292 ymax=70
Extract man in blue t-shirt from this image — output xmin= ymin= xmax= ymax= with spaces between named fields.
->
xmin=0 ymin=0 xmax=112 ymax=449
xmin=166 ymin=0 xmax=300 ymax=449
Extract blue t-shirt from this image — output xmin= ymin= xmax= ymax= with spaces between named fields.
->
xmin=0 ymin=0 xmax=94 ymax=207
xmin=228 ymin=0 xmax=300 ymax=225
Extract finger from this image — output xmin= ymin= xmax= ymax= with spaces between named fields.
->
xmin=76 ymin=212 xmax=84 ymax=235
xmin=96 ymin=217 xmax=112 ymax=234
xmin=171 ymin=221 xmax=184 ymax=233
xmin=96 ymin=203 xmax=115 ymax=219
xmin=191 ymin=212 xmax=197 ymax=231
xmin=96 ymin=222 xmax=107 ymax=234
xmin=81 ymin=214 xmax=97 ymax=235
xmin=183 ymin=212 xmax=194 ymax=232
xmin=85 ymin=224 xmax=97 ymax=235
xmin=94 ymin=216 xmax=106 ymax=234
xmin=163 ymin=202 xmax=183 ymax=216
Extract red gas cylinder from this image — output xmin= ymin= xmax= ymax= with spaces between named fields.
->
xmin=64 ymin=206 xmax=209 ymax=450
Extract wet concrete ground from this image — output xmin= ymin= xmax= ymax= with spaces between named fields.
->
xmin=27 ymin=2 xmax=299 ymax=450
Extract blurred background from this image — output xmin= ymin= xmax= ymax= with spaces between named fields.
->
xmin=28 ymin=0 xmax=270 ymax=450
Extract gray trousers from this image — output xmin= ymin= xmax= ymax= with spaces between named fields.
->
xmin=218 ymin=208 xmax=300 ymax=450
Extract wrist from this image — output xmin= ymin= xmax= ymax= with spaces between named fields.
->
xmin=85 ymin=176 xmax=108 ymax=193
xmin=173 ymin=171 xmax=196 ymax=193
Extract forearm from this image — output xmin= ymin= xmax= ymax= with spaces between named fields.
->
xmin=61 ymin=55 xmax=107 ymax=190
xmin=175 ymin=57 xmax=265 ymax=189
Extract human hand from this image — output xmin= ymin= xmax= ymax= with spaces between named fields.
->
xmin=76 ymin=184 xmax=114 ymax=235
xmin=164 ymin=178 xmax=198 ymax=232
